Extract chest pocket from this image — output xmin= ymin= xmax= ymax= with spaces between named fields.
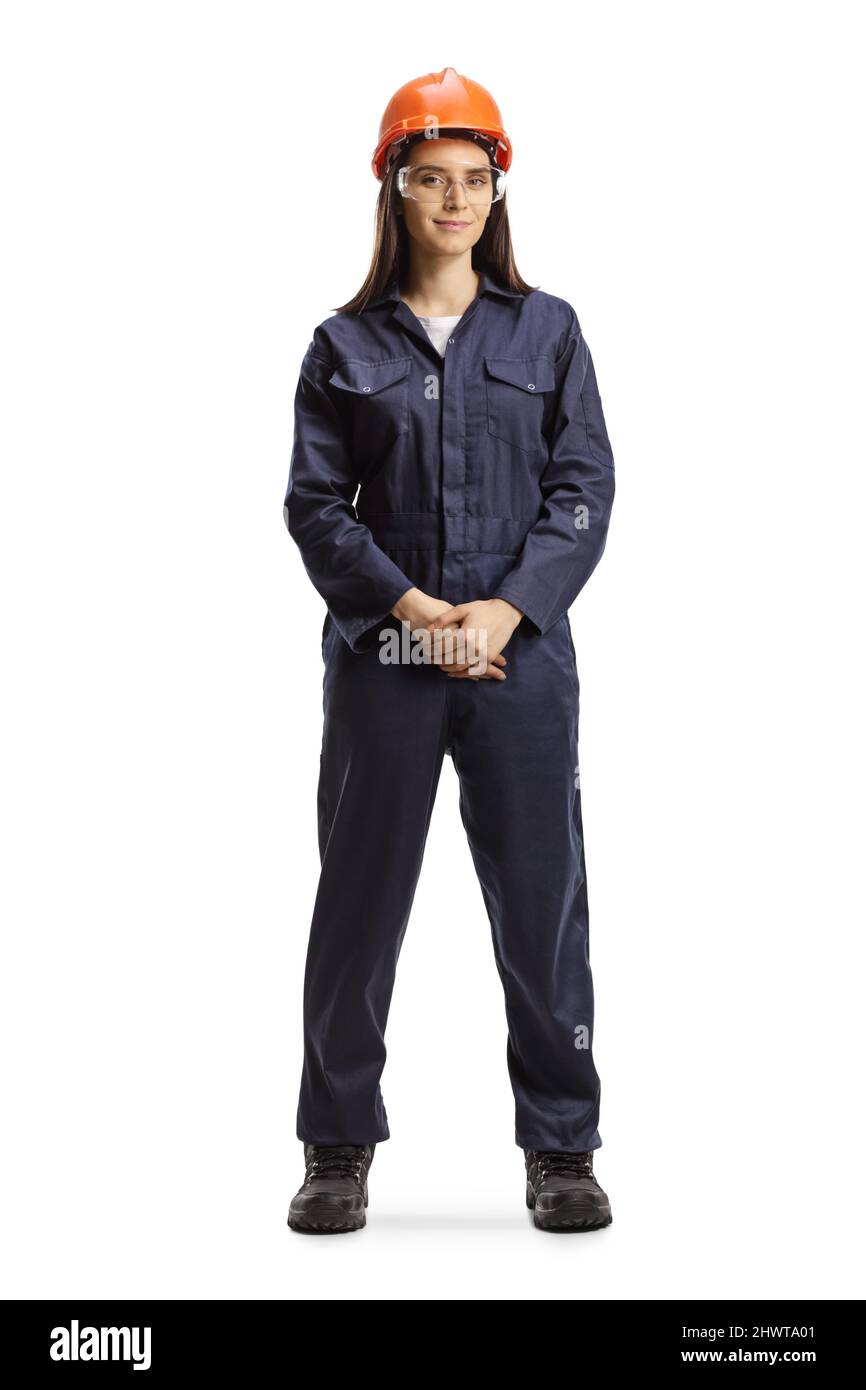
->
xmin=484 ymin=355 xmax=556 ymax=456
xmin=329 ymin=357 xmax=412 ymax=456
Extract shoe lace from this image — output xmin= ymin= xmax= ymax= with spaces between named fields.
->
xmin=533 ymin=1149 xmax=594 ymax=1181
xmin=306 ymin=1144 xmax=367 ymax=1184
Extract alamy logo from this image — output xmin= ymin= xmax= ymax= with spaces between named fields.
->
xmin=574 ymin=1024 xmax=589 ymax=1050
xmin=379 ymin=620 xmax=487 ymax=673
xmin=50 ymin=1320 xmax=151 ymax=1371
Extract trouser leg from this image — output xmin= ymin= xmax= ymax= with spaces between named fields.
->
xmin=449 ymin=618 xmax=603 ymax=1153
xmin=297 ymin=640 xmax=448 ymax=1144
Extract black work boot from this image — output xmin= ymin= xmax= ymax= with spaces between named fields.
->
xmin=525 ymin=1148 xmax=613 ymax=1231
xmin=287 ymin=1143 xmax=375 ymax=1233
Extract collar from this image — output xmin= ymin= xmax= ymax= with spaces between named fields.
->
xmin=364 ymin=269 xmax=525 ymax=311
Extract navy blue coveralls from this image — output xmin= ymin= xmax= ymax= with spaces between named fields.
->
xmin=283 ymin=269 xmax=615 ymax=1152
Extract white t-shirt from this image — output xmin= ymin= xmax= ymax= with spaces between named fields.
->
xmin=416 ymin=314 xmax=463 ymax=357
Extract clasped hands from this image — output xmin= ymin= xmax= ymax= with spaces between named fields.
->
xmin=390 ymin=588 xmax=524 ymax=681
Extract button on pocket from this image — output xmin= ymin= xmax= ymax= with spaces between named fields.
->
xmin=484 ymin=355 xmax=556 ymax=455
xmin=329 ymin=357 xmax=412 ymax=456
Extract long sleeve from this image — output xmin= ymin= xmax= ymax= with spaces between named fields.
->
xmin=493 ymin=316 xmax=616 ymax=634
xmin=283 ymin=339 xmax=415 ymax=654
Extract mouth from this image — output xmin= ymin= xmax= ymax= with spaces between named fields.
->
xmin=433 ymin=219 xmax=471 ymax=230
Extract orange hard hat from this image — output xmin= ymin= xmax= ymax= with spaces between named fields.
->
xmin=372 ymin=66 xmax=512 ymax=181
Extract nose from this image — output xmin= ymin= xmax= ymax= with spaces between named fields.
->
xmin=443 ymin=179 xmax=469 ymax=211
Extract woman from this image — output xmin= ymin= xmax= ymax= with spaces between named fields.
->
xmin=283 ymin=67 xmax=616 ymax=1233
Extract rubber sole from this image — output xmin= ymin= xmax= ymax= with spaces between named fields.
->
xmin=532 ymin=1207 xmax=612 ymax=1232
xmin=288 ymin=1213 xmax=365 ymax=1233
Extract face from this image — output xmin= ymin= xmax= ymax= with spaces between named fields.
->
xmin=397 ymin=138 xmax=496 ymax=255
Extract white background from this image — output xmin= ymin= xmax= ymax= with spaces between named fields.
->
xmin=2 ymin=1 xmax=864 ymax=1301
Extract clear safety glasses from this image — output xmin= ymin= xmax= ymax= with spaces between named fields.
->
xmin=397 ymin=161 xmax=507 ymax=205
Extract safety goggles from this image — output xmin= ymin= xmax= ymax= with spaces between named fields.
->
xmin=397 ymin=160 xmax=507 ymax=205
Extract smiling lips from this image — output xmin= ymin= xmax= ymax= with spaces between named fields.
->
xmin=433 ymin=219 xmax=471 ymax=230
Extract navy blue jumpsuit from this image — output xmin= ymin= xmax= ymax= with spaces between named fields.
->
xmin=283 ymin=269 xmax=615 ymax=1152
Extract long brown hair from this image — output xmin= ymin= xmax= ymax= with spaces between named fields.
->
xmin=334 ymin=132 xmax=537 ymax=314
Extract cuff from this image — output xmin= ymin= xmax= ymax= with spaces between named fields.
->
xmin=493 ymin=583 xmax=555 ymax=637
xmin=331 ymin=577 xmax=414 ymax=655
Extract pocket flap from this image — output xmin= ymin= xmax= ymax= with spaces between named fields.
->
xmin=329 ymin=358 xmax=412 ymax=395
xmin=484 ymin=355 xmax=555 ymax=393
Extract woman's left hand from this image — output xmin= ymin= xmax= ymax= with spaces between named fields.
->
xmin=428 ymin=598 xmax=524 ymax=677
